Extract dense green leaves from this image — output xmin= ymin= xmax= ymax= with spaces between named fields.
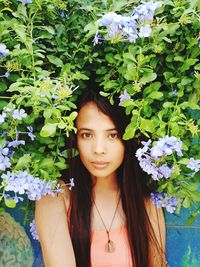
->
xmin=0 ymin=0 xmax=199 ymax=217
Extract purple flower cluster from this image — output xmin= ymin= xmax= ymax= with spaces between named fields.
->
xmin=95 ymin=1 xmax=162 ymax=44
xmin=187 ymin=158 xmax=200 ymax=172
xmin=1 ymin=107 xmax=28 ymax=124
xmin=132 ymin=0 xmax=162 ymax=22
xmin=136 ymin=136 xmax=183 ymax=180
xmin=2 ymin=170 xmax=62 ymax=202
xmin=150 ymin=192 xmax=179 ymax=213
xmin=12 ymin=109 xmax=27 ymax=120
xmin=0 ymin=112 xmax=6 ymax=125
xmin=30 ymin=220 xmax=40 ymax=241
xmin=150 ymin=136 xmax=183 ymax=158
xmin=0 ymin=145 xmax=11 ymax=171
xmin=0 ymin=43 xmax=9 ymax=58
xmin=27 ymin=126 xmax=36 ymax=141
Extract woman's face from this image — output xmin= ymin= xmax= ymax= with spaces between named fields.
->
xmin=76 ymin=102 xmax=125 ymax=180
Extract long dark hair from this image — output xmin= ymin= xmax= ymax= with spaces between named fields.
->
xmin=67 ymin=88 xmax=161 ymax=267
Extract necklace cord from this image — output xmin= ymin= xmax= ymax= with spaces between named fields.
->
xmin=92 ymin=194 xmax=121 ymax=234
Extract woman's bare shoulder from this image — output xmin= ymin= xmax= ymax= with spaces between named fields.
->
xmin=58 ymin=179 xmax=70 ymax=209
xmin=36 ymin=180 xmax=70 ymax=210
xmin=35 ymin=180 xmax=75 ymax=267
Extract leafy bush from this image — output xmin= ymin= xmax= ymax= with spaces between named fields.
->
xmin=0 ymin=0 xmax=200 ymax=223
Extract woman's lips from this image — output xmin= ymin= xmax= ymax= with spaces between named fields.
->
xmin=91 ymin=161 xmax=109 ymax=169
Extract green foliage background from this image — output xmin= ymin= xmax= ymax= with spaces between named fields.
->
xmin=0 ymin=0 xmax=199 ymax=218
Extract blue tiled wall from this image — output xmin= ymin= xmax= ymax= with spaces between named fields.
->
xmin=165 ymin=208 xmax=200 ymax=267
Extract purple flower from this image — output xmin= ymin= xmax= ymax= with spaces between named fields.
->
xmin=0 ymin=71 xmax=10 ymax=78
xmin=7 ymin=140 xmax=25 ymax=148
xmin=138 ymin=156 xmax=160 ymax=180
xmin=151 ymin=136 xmax=183 ymax=158
xmin=158 ymin=163 xmax=173 ymax=179
xmin=12 ymin=109 xmax=27 ymax=120
xmin=0 ymin=43 xmax=9 ymax=58
xmin=30 ymin=220 xmax=40 ymax=241
xmin=172 ymin=89 xmax=178 ymax=96
xmin=150 ymin=146 xmax=164 ymax=158
xmin=0 ymin=155 xmax=11 ymax=171
xmin=27 ymin=126 xmax=36 ymax=141
xmin=18 ymin=0 xmax=32 ymax=5
xmin=0 ymin=145 xmax=9 ymax=156
xmin=12 ymin=195 xmax=24 ymax=203
xmin=2 ymin=170 xmax=62 ymax=201
xmin=138 ymin=24 xmax=152 ymax=37
xmin=98 ymin=12 xmax=138 ymax=42
xmin=187 ymin=158 xmax=200 ymax=172
xmin=119 ymin=90 xmax=131 ymax=106
xmin=132 ymin=1 xmax=162 ymax=22
xmin=93 ymin=32 xmax=103 ymax=46
xmin=0 ymin=112 xmax=6 ymax=125
xmin=99 ymin=12 xmax=121 ymax=27
xmin=150 ymin=192 xmax=179 ymax=213
xmin=136 ymin=139 xmax=152 ymax=160
xmin=136 ymin=136 xmax=182 ymax=180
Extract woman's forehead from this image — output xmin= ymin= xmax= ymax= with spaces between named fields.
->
xmin=76 ymin=102 xmax=116 ymax=130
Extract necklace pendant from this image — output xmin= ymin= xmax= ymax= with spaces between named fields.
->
xmin=105 ymin=240 xmax=115 ymax=253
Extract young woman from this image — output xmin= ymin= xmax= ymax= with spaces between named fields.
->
xmin=35 ymin=88 xmax=167 ymax=267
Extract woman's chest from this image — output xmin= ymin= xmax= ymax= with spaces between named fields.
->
xmin=90 ymin=225 xmax=133 ymax=267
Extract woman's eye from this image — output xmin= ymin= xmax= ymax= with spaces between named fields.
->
xmin=108 ymin=133 xmax=118 ymax=140
xmin=81 ymin=133 xmax=93 ymax=139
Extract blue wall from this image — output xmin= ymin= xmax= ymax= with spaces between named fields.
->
xmin=1 ymin=206 xmax=200 ymax=267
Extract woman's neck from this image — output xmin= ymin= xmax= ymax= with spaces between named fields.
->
xmin=91 ymin=173 xmax=119 ymax=194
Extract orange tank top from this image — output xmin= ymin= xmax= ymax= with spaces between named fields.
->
xmin=67 ymin=204 xmax=133 ymax=266
xmin=90 ymin=225 xmax=133 ymax=267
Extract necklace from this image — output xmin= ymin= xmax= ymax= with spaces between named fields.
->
xmin=93 ymin=194 xmax=121 ymax=253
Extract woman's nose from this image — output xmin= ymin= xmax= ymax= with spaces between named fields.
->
xmin=92 ymin=138 xmax=107 ymax=154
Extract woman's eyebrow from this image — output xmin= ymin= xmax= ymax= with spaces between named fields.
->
xmin=77 ymin=128 xmax=93 ymax=132
xmin=77 ymin=128 xmax=117 ymax=132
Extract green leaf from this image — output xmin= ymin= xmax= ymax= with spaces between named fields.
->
xmin=163 ymin=72 xmax=173 ymax=80
xmin=69 ymin=111 xmax=78 ymax=122
xmin=140 ymin=118 xmax=157 ymax=133
xmin=147 ymin=91 xmax=163 ymax=99
xmin=47 ymin=55 xmax=63 ymax=67
xmin=43 ymin=109 xmax=52 ymax=119
xmin=55 ymin=162 xmax=67 ymax=169
xmin=123 ymin=127 xmax=136 ymax=140
xmin=140 ymin=72 xmax=157 ymax=85
xmin=181 ymin=77 xmax=193 ymax=85
xmin=40 ymin=123 xmax=57 ymax=137
xmin=5 ymin=198 xmax=16 ymax=208
xmin=40 ymin=158 xmax=54 ymax=169
xmin=180 ymin=59 xmax=198 ymax=73
xmin=174 ymin=56 xmax=185 ymax=62
xmin=57 ymin=122 xmax=66 ymax=129
xmin=13 ymin=24 xmax=27 ymax=42
xmin=189 ymin=191 xmax=200 ymax=202
xmin=143 ymin=82 xmax=161 ymax=96
xmin=194 ymin=63 xmax=200 ymax=70
xmin=124 ymin=64 xmax=138 ymax=81
xmin=178 ymin=158 xmax=190 ymax=165
xmin=41 ymin=26 xmax=55 ymax=35
xmin=183 ymin=196 xmax=190 ymax=208
xmin=169 ymin=77 xmax=179 ymax=83
xmin=0 ymin=82 xmax=7 ymax=92
xmin=15 ymin=155 xmax=31 ymax=170
xmin=105 ymin=53 xmax=116 ymax=64
xmin=120 ymin=99 xmax=134 ymax=107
